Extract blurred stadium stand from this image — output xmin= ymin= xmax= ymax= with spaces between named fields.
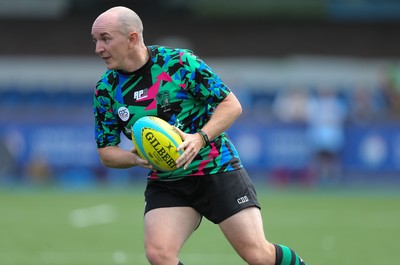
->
xmin=1 ymin=0 xmax=400 ymax=188
xmin=1 ymin=0 xmax=400 ymax=57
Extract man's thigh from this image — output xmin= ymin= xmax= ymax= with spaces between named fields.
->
xmin=144 ymin=207 xmax=201 ymax=251
xmin=219 ymin=207 xmax=268 ymax=250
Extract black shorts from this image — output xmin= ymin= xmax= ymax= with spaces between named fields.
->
xmin=144 ymin=168 xmax=260 ymax=224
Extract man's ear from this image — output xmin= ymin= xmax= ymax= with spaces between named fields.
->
xmin=128 ymin=32 xmax=139 ymax=46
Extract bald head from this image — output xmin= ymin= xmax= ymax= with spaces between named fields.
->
xmin=93 ymin=6 xmax=144 ymax=38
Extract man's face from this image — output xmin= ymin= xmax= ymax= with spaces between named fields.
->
xmin=91 ymin=17 xmax=129 ymax=70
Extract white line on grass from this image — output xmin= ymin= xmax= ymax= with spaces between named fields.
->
xmin=69 ymin=204 xmax=117 ymax=228
xmin=0 ymin=251 xmax=240 ymax=265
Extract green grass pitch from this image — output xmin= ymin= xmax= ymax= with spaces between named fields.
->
xmin=1 ymin=184 xmax=399 ymax=265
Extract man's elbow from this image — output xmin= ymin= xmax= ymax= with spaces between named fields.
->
xmin=99 ymin=156 xmax=110 ymax=167
xmin=231 ymin=100 xmax=242 ymax=119
xmin=236 ymin=104 xmax=242 ymax=117
xmin=228 ymin=92 xmax=242 ymax=118
xmin=97 ymin=147 xmax=113 ymax=167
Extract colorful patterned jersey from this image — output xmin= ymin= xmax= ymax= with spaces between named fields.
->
xmin=94 ymin=46 xmax=242 ymax=180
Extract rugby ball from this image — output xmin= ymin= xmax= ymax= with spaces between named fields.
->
xmin=131 ymin=116 xmax=183 ymax=172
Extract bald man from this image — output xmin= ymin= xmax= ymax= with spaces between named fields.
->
xmin=91 ymin=6 xmax=308 ymax=265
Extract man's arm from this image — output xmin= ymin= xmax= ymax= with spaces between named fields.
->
xmin=200 ymin=92 xmax=242 ymax=141
xmin=176 ymin=92 xmax=242 ymax=169
xmin=98 ymin=145 xmax=153 ymax=169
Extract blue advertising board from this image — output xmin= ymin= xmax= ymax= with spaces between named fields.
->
xmin=342 ymin=125 xmax=400 ymax=173
xmin=1 ymin=122 xmax=399 ymax=183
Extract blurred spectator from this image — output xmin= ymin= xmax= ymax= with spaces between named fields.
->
xmin=268 ymin=87 xmax=312 ymax=186
xmin=272 ymin=86 xmax=309 ymax=124
xmin=378 ymin=64 xmax=400 ymax=120
xmin=306 ymin=86 xmax=347 ymax=185
xmin=0 ymin=138 xmax=18 ymax=182
xmin=25 ymin=156 xmax=52 ymax=185
xmin=348 ymin=84 xmax=389 ymax=124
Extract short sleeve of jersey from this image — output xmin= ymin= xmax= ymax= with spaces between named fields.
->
xmin=93 ymin=71 xmax=121 ymax=148
xmin=179 ymin=50 xmax=231 ymax=106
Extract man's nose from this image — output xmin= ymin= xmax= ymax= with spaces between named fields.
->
xmin=95 ymin=42 xmax=104 ymax=54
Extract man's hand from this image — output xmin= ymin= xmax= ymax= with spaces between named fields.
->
xmin=174 ymin=127 xmax=204 ymax=170
xmin=130 ymin=145 xmax=153 ymax=170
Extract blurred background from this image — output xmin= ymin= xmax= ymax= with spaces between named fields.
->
xmin=1 ymin=1 xmax=400 ymax=265
xmin=1 ymin=0 xmax=400 ymax=188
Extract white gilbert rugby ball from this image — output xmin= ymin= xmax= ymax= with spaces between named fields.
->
xmin=132 ymin=116 xmax=183 ymax=172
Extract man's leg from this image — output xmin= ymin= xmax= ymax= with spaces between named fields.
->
xmin=219 ymin=207 xmax=307 ymax=265
xmin=274 ymin=244 xmax=307 ymax=265
xmin=144 ymin=206 xmax=200 ymax=265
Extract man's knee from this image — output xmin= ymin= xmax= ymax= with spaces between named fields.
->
xmin=145 ymin=244 xmax=179 ymax=265
xmin=240 ymin=243 xmax=276 ymax=265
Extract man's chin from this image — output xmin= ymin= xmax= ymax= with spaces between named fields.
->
xmin=105 ymin=63 xmax=116 ymax=70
